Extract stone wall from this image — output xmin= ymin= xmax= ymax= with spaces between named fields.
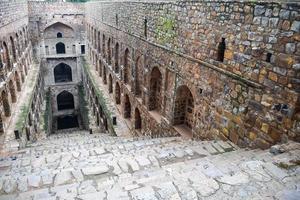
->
xmin=28 ymin=1 xmax=86 ymax=132
xmin=86 ymin=0 xmax=300 ymax=148
xmin=0 ymin=0 xmax=34 ymax=138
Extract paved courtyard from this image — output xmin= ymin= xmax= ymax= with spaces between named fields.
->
xmin=0 ymin=131 xmax=299 ymax=200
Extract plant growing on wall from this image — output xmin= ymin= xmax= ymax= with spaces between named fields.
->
xmin=156 ymin=16 xmax=177 ymax=46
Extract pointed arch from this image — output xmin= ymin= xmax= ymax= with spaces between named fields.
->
xmin=56 ymin=42 xmax=65 ymax=54
xmin=10 ymin=36 xmax=16 ymax=62
xmin=124 ymin=94 xmax=131 ymax=118
xmin=57 ymin=91 xmax=74 ymax=110
xmin=107 ymin=38 xmax=111 ymax=65
xmin=115 ymin=82 xmax=121 ymax=105
xmin=135 ymin=108 xmax=142 ymax=130
xmin=135 ymin=56 xmax=142 ymax=96
xmin=15 ymin=71 xmax=21 ymax=91
xmin=108 ymin=74 xmax=113 ymax=93
xmin=1 ymin=90 xmax=11 ymax=117
xmin=173 ymin=85 xmax=194 ymax=128
xmin=54 ymin=63 xmax=72 ymax=83
xmin=115 ymin=42 xmax=119 ymax=73
xmin=9 ymin=80 xmax=16 ymax=103
xmin=2 ymin=42 xmax=11 ymax=70
xmin=149 ymin=67 xmax=162 ymax=112
xmin=124 ymin=48 xmax=130 ymax=84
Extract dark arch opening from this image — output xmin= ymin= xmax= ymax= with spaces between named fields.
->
xmin=108 ymin=74 xmax=113 ymax=93
xmin=57 ymin=32 xmax=63 ymax=38
xmin=173 ymin=85 xmax=194 ymax=128
xmin=135 ymin=56 xmax=142 ymax=96
xmin=217 ymin=38 xmax=226 ymax=62
xmin=15 ymin=71 xmax=21 ymax=91
xmin=124 ymin=94 xmax=131 ymax=118
xmin=54 ymin=63 xmax=72 ymax=83
xmin=57 ymin=91 xmax=74 ymax=110
xmin=3 ymin=42 xmax=11 ymax=70
xmin=135 ymin=108 xmax=142 ymax=130
xmin=9 ymin=80 xmax=16 ymax=103
xmin=115 ymin=82 xmax=121 ymax=105
xmin=115 ymin=43 xmax=119 ymax=73
xmin=10 ymin=36 xmax=16 ymax=61
xmin=57 ymin=115 xmax=79 ymax=130
xmin=1 ymin=90 xmax=11 ymax=117
xmin=56 ymin=42 xmax=66 ymax=54
xmin=124 ymin=48 xmax=130 ymax=84
xmin=107 ymin=38 xmax=111 ymax=65
xmin=149 ymin=67 xmax=162 ymax=112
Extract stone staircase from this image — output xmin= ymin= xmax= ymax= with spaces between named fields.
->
xmin=0 ymin=131 xmax=299 ymax=200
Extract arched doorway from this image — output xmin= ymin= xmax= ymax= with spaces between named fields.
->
xmin=108 ymin=74 xmax=113 ymax=93
xmin=10 ymin=36 xmax=16 ymax=62
xmin=9 ymin=80 xmax=16 ymax=103
xmin=115 ymin=43 xmax=119 ymax=73
xmin=57 ymin=91 xmax=74 ymax=110
xmin=102 ymin=34 xmax=105 ymax=57
xmin=124 ymin=48 xmax=130 ymax=84
xmin=54 ymin=63 xmax=72 ymax=83
xmin=115 ymin=82 xmax=121 ymax=104
xmin=3 ymin=42 xmax=11 ymax=70
xmin=103 ymin=66 xmax=107 ymax=84
xmin=1 ymin=90 xmax=11 ymax=117
xmin=135 ymin=108 xmax=142 ymax=130
xmin=107 ymin=38 xmax=111 ymax=65
xmin=124 ymin=94 xmax=131 ymax=118
xmin=149 ymin=67 xmax=162 ymax=112
xmin=217 ymin=38 xmax=226 ymax=62
xmin=15 ymin=71 xmax=21 ymax=91
xmin=173 ymin=85 xmax=194 ymax=128
xmin=135 ymin=56 xmax=142 ymax=96
xmin=56 ymin=42 xmax=65 ymax=54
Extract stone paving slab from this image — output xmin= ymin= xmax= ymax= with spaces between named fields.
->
xmin=0 ymin=131 xmax=299 ymax=200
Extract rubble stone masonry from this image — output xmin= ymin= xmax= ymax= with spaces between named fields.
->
xmin=86 ymin=0 xmax=300 ymax=149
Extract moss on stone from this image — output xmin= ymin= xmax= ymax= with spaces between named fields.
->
xmin=156 ymin=16 xmax=177 ymax=46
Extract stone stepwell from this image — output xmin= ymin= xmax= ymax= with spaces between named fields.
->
xmin=0 ymin=130 xmax=299 ymax=200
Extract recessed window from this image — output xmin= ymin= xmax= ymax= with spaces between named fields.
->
xmin=266 ymin=53 xmax=272 ymax=63
xmin=57 ymin=32 xmax=62 ymax=38
xmin=217 ymin=38 xmax=226 ymax=62
xmin=144 ymin=18 xmax=148 ymax=38
xmin=81 ymin=45 xmax=85 ymax=54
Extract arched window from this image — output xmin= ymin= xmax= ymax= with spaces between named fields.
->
xmin=57 ymin=91 xmax=74 ymax=110
xmin=56 ymin=42 xmax=65 ymax=54
xmin=15 ymin=71 xmax=21 ymax=91
xmin=115 ymin=82 xmax=121 ymax=105
xmin=173 ymin=85 xmax=194 ymax=129
xmin=9 ymin=80 xmax=16 ymax=103
xmin=10 ymin=36 xmax=16 ymax=61
xmin=135 ymin=108 xmax=142 ymax=130
xmin=107 ymin=38 xmax=111 ymax=65
xmin=115 ymin=43 xmax=119 ymax=73
xmin=217 ymin=38 xmax=226 ymax=62
xmin=124 ymin=94 xmax=131 ymax=118
xmin=54 ymin=63 xmax=72 ymax=83
xmin=108 ymin=74 xmax=113 ymax=93
xmin=3 ymin=42 xmax=11 ymax=70
xmin=135 ymin=56 xmax=142 ymax=96
xmin=149 ymin=67 xmax=162 ymax=112
xmin=57 ymin=32 xmax=63 ymax=38
xmin=1 ymin=90 xmax=11 ymax=117
xmin=124 ymin=48 xmax=130 ymax=84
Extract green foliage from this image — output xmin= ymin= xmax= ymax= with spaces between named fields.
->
xmin=156 ymin=16 xmax=177 ymax=46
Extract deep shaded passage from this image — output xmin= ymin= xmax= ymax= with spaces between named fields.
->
xmin=57 ymin=115 xmax=79 ymax=130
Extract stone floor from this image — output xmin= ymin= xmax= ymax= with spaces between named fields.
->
xmin=0 ymin=130 xmax=299 ymax=200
